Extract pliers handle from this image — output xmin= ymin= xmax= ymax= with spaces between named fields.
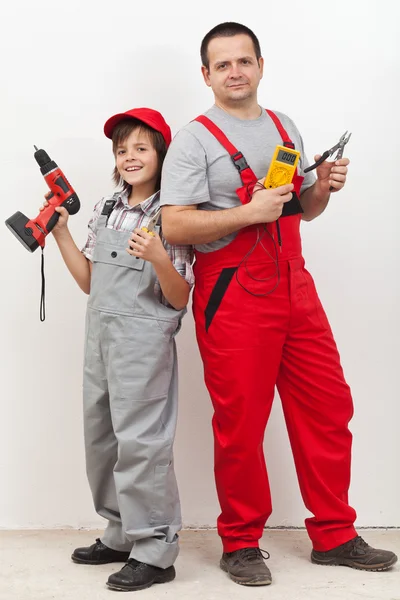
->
xmin=304 ymin=131 xmax=352 ymax=173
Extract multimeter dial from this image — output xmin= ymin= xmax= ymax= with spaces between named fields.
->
xmin=266 ymin=167 xmax=292 ymax=188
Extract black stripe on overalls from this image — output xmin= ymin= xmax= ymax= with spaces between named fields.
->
xmin=205 ymin=267 xmax=238 ymax=332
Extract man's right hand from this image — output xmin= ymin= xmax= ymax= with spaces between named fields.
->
xmin=246 ymin=180 xmax=294 ymax=224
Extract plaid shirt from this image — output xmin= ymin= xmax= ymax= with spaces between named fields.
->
xmin=82 ymin=190 xmax=194 ymax=301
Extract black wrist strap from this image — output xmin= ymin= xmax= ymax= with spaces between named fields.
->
xmin=40 ymin=247 xmax=46 ymax=322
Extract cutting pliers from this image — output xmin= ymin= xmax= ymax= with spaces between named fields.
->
xmin=304 ymin=131 xmax=351 ymax=191
xmin=141 ymin=207 xmax=162 ymax=236
xmin=304 ymin=131 xmax=352 ymax=173
xmin=133 ymin=207 xmax=162 ymax=259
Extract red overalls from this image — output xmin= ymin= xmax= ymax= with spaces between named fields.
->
xmin=192 ymin=110 xmax=357 ymax=553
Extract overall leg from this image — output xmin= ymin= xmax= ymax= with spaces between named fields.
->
xmin=83 ymin=308 xmax=131 ymax=552
xmin=106 ymin=315 xmax=181 ymax=569
xmin=276 ymin=263 xmax=357 ymax=551
xmin=194 ymin=263 xmax=289 ymax=552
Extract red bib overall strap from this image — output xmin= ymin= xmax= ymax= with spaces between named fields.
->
xmin=194 ymin=115 xmax=257 ymax=191
xmin=265 ymin=109 xmax=294 ymax=147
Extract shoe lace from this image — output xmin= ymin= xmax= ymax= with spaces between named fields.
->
xmin=351 ymin=536 xmax=369 ymax=553
xmin=239 ymin=547 xmax=270 ymax=562
xmin=125 ymin=558 xmax=142 ymax=571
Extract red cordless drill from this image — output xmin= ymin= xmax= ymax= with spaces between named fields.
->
xmin=5 ymin=146 xmax=80 ymax=252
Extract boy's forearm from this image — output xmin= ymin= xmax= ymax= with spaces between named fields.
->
xmin=53 ymin=229 xmax=91 ymax=294
xmin=152 ymin=255 xmax=190 ymax=311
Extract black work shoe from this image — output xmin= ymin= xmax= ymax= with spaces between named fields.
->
xmin=311 ymin=536 xmax=398 ymax=571
xmin=71 ymin=538 xmax=130 ymax=565
xmin=106 ymin=559 xmax=176 ymax=592
xmin=220 ymin=547 xmax=272 ymax=586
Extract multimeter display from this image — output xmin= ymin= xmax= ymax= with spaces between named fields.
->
xmin=276 ymin=149 xmax=297 ymax=165
xmin=264 ymin=144 xmax=301 ymax=189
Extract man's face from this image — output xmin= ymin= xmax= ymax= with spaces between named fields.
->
xmin=202 ymin=34 xmax=263 ymax=105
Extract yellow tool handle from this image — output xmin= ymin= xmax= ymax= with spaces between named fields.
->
xmin=141 ymin=226 xmax=155 ymax=237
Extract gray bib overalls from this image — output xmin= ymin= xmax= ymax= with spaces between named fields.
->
xmin=83 ymin=201 xmax=185 ymax=568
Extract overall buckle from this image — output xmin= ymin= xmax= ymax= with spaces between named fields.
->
xmin=231 ymin=151 xmax=249 ymax=172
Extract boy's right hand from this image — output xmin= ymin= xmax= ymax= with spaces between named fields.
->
xmin=39 ymin=193 xmax=70 ymax=234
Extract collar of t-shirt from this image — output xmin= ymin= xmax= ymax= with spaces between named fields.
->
xmin=113 ymin=189 xmax=160 ymax=216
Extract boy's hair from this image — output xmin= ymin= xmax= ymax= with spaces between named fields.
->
xmin=112 ymin=118 xmax=168 ymax=193
xmin=200 ymin=22 xmax=262 ymax=70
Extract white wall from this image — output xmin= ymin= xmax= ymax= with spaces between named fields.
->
xmin=0 ymin=0 xmax=399 ymax=530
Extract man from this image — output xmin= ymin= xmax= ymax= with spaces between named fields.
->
xmin=160 ymin=22 xmax=397 ymax=586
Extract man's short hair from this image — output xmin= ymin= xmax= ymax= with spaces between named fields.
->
xmin=200 ymin=22 xmax=262 ymax=70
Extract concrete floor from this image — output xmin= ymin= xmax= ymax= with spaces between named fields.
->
xmin=0 ymin=529 xmax=399 ymax=600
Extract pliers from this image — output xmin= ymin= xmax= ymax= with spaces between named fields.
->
xmin=134 ymin=207 xmax=162 ymax=259
xmin=304 ymin=131 xmax=352 ymax=173
xmin=141 ymin=207 xmax=162 ymax=236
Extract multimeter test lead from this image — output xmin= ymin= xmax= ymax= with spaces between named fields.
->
xmin=263 ymin=145 xmax=301 ymax=251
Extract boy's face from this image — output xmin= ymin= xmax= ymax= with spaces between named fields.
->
xmin=115 ymin=128 xmax=159 ymax=190
xmin=202 ymin=34 xmax=263 ymax=107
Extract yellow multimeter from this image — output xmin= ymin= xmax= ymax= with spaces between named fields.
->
xmin=264 ymin=145 xmax=300 ymax=189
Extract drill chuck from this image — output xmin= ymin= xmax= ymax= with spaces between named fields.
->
xmin=34 ymin=146 xmax=57 ymax=176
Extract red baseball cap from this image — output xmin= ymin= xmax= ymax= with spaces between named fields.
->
xmin=104 ymin=107 xmax=172 ymax=147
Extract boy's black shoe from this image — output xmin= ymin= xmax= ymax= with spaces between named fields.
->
xmin=107 ymin=559 xmax=176 ymax=591
xmin=71 ymin=538 xmax=130 ymax=565
xmin=220 ymin=547 xmax=272 ymax=586
xmin=311 ymin=536 xmax=398 ymax=571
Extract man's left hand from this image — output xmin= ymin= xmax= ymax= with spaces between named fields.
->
xmin=314 ymin=155 xmax=350 ymax=193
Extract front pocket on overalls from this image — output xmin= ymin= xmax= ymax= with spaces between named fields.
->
xmin=93 ymin=241 xmax=145 ymax=271
xmin=155 ymin=317 xmax=182 ymax=340
xmin=113 ymin=318 xmax=174 ymax=400
xmin=90 ymin=241 xmax=145 ymax=314
xmin=153 ymin=301 xmax=186 ymax=340
xmin=204 ymin=267 xmax=238 ymax=332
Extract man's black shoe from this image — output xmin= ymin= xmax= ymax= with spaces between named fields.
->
xmin=71 ymin=538 xmax=130 ymax=565
xmin=106 ymin=559 xmax=176 ymax=591
xmin=220 ymin=547 xmax=272 ymax=586
xmin=311 ymin=536 xmax=398 ymax=571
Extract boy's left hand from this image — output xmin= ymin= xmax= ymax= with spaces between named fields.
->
xmin=127 ymin=228 xmax=167 ymax=264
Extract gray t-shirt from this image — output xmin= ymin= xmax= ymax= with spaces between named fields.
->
xmin=160 ymin=105 xmax=316 ymax=252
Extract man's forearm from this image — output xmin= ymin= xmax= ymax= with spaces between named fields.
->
xmin=162 ymin=204 xmax=253 ymax=245
xmin=300 ymin=181 xmax=331 ymax=221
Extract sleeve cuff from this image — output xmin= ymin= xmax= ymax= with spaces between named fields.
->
xmin=81 ymin=249 xmax=93 ymax=262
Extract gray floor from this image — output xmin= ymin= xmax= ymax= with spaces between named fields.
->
xmin=0 ymin=529 xmax=399 ymax=599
